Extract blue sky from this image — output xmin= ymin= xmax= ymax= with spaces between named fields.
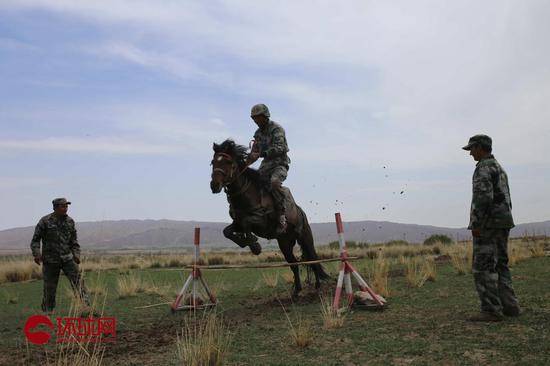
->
xmin=1 ymin=1 xmax=549 ymax=230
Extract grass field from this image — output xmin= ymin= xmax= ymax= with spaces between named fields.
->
xmin=1 ymin=245 xmax=549 ymax=365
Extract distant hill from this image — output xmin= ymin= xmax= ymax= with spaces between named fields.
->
xmin=1 ymin=218 xmax=549 ymax=252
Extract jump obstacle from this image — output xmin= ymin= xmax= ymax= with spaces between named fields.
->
xmin=332 ymin=212 xmax=386 ymax=310
xmin=160 ymin=213 xmax=386 ymax=312
xmin=170 ymin=228 xmax=217 ymax=312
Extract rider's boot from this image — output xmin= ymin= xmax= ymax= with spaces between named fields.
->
xmin=276 ymin=213 xmax=287 ymax=235
xmin=272 ymin=191 xmax=287 ymax=235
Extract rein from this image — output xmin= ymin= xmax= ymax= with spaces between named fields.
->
xmin=213 ymin=152 xmax=253 ymax=196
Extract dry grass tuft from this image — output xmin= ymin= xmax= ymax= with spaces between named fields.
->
xmin=405 ymin=258 xmax=427 ymax=288
xmin=87 ymin=273 xmax=107 ymax=297
xmin=175 ymin=312 xmax=232 ymax=366
xmin=262 ymin=272 xmax=279 ymax=288
xmin=421 ymin=258 xmax=437 ymax=282
xmin=48 ymin=292 xmax=107 ymax=366
xmin=405 ymin=257 xmax=436 ymax=288
xmin=291 ymin=318 xmax=313 ymax=348
xmin=116 ymin=273 xmax=146 ymax=298
xmin=319 ymin=294 xmax=345 ymax=329
xmin=281 ymin=305 xmax=312 ymax=348
xmin=450 ymin=245 xmax=471 ymax=275
xmin=0 ymin=260 xmax=42 ymax=284
xmin=370 ymin=252 xmax=391 ymax=297
xmin=529 ymin=241 xmax=546 ymax=258
xmin=282 ymin=272 xmax=295 ymax=284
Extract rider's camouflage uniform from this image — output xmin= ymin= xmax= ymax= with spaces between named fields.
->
xmin=254 ymin=120 xmax=290 ymax=183
xmin=253 ymin=119 xmax=291 ymax=214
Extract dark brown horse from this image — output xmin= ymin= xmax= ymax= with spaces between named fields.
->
xmin=210 ymin=139 xmax=329 ymax=296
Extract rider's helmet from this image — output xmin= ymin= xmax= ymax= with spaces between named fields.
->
xmin=250 ymin=103 xmax=270 ymax=118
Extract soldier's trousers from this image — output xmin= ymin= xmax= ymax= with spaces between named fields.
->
xmin=472 ymin=229 xmax=519 ymax=314
xmin=259 ymin=164 xmax=288 ymax=214
xmin=42 ymin=260 xmax=90 ymax=312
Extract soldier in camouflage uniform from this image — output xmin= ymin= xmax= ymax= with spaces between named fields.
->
xmin=246 ymin=104 xmax=291 ymax=234
xmin=30 ymin=198 xmax=90 ymax=312
xmin=463 ymin=135 xmax=520 ymax=322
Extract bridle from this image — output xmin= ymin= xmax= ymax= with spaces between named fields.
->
xmin=212 ymin=152 xmax=251 ymax=191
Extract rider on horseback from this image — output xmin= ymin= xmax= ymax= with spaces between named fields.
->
xmin=246 ymin=103 xmax=290 ymax=235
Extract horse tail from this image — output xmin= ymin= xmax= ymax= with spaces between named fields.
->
xmin=296 ymin=206 xmax=330 ymax=281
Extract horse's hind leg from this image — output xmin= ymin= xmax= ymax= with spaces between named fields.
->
xmin=277 ymin=235 xmax=301 ymax=298
xmin=296 ymin=209 xmax=331 ymax=289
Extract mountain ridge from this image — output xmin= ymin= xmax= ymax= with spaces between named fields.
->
xmin=1 ymin=218 xmax=549 ymax=252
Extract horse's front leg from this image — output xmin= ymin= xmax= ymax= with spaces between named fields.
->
xmin=223 ymin=222 xmax=261 ymax=255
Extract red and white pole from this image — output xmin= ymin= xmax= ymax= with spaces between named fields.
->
xmin=333 ymin=213 xmax=352 ymax=309
xmin=332 ymin=213 xmax=386 ymax=311
xmin=192 ymin=228 xmax=200 ymax=308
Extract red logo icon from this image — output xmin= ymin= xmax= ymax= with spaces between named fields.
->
xmin=24 ymin=315 xmax=54 ymax=345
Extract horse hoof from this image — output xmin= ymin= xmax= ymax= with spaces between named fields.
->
xmin=249 ymin=243 xmax=262 ymax=255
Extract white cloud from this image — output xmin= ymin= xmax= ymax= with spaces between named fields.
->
xmin=0 ymin=137 xmax=184 ymax=155
xmin=86 ymin=42 xmax=205 ymax=81
xmin=0 ymin=176 xmax=54 ymax=188
xmin=4 ymin=1 xmax=550 ymax=166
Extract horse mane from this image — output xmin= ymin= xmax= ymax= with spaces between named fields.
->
xmin=213 ymin=139 xmax=263 ymax=186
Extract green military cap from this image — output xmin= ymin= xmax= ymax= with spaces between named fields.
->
xmin=52 ymin=197 xmax=71 ymax=206
xmin=462 ymin=134 xmax=492 ymax=150
xmin=250 ymin=103 xmax=270 ymax=118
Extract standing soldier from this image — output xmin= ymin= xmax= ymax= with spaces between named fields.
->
xmin=246 ymin=103 xmax=290 ymax=234
xmin=463 ymin=135 xmax=520 ymax=322
xmin=30 ymin=198 xmax=90 ymax=313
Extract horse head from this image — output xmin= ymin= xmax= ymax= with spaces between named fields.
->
xmin=210 ymin=139 xmax=248 ymax=193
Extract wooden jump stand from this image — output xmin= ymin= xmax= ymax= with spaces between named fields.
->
xmin=171 ymin=228 xmax=217 ymax=312
xmin=333 ymin=212 xmax=387 ymax=311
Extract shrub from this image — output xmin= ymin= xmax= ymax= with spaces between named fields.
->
xmin=328 ymin=240 xmax=359 ymax=250
xmin=149 ymin=261 xmax=162 ymax=269
xmin=424 ymin=234 xmax=453 ymax=246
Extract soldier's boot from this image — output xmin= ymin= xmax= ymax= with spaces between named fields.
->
xmin=271 ymin=183 xmax=288 ymax=235
xmin=276 ymin=214 xmax=288 ymax=235
xmin=467 ymin=311 xmax=504 ymax=322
